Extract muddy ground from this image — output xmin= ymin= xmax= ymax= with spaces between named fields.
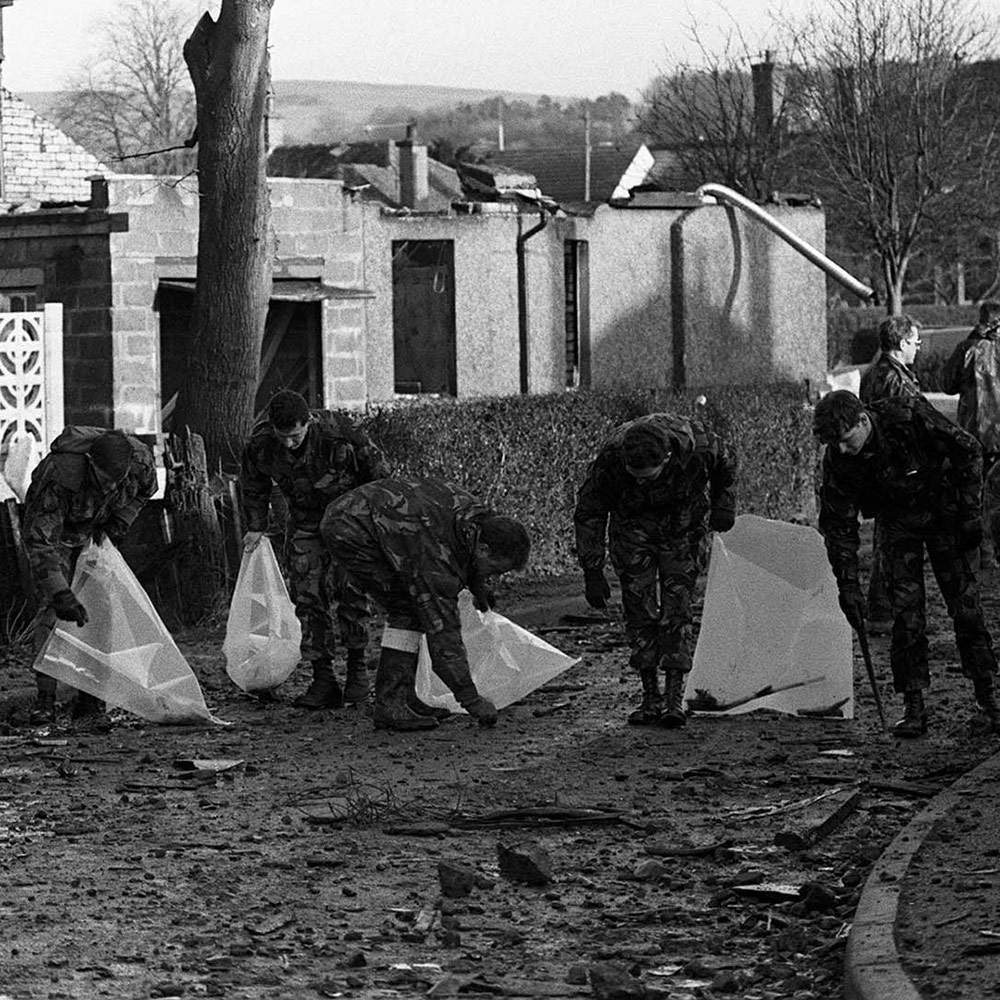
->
xmin=1 ymin=552 xmax=998 ymax=1000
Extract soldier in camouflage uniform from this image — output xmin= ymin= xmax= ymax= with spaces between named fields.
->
xmin=320 ymin=477 xmax=530 ymax=731
xmin=813 ymin=390 xmax=999 ymax=737
xmin=574 ymin=413 xmax=737 ymax=728
xmin=859 ymin=315 xmax=923 ymax=628
xmin=240 ymin=390 xmax=390 ymax=709
xmin=943 ymin=301 xmax=1000 ymax=563
xmin=21 ymin=427 xmax=157 ymax=723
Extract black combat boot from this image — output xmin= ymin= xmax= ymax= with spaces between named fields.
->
xmin=372 ymin=648 xmax=438 ymax=731
xmin=406 ymin=690 xmax=453 ymax=721
xmin=892 ymin=689 xmax=928 ymax=738
xmin=627 ymin=667 xmax=663 ymax=725
xmin=658 ymin=669 xmax=689 ymax=729
xmin=71 ymin=692 xmax=105 ymax=720
xmin=30 ymin=673 xmax=57 ymax=725
xmin=974 ymin=677 xmax=1000 ymax=732
xmin=342 ymin=648 xmax=370 ymax=704
xmin=295 ymin=659 xmax=344 ymax=709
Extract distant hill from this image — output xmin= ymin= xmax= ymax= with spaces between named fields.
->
xmin=20 ymin=79 xmax=576 ymax=145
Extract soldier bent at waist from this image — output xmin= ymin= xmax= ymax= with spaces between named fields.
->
xmin=574 ymin=412 xmax=737 ymax=728
xmin=21 ymin=427 xmax=156 ymax=724
xmin=813 ymin=390 xmax=999 ymax=737
xmin=239 ymin=389 xmax=390 ymax=709
xmin=320 ymin=477 xmax=530 ymax=732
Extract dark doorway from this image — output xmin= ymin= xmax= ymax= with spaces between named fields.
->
xmin=157 ymin=283 xmax=323 ymax=426
xmin=391 ymin=240 xmax=456 ymax=395
xmin=564 ymin=239 xmax=591 ymax=389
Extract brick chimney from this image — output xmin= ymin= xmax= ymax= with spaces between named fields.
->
xmin=396 ymin=123 xmax=429 ymax=209
xmin=751 ymin=51 xmax=784 ymax=137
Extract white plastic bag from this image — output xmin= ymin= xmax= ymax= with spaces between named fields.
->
xmin=3 ymin=434 xmax=41 ymax=503
xmin=34 ymin=539 xmax=224 ymax=724
xmin=686 ymin=514 xmax=854 ymax=718
xmin=415 ymin=591 xmax=579 ymax=712
xmin=223 ymin=537 xmax=301 ymax=692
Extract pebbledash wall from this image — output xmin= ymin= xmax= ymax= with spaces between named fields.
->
xmin=3 ymin=171 xmax=827 ymax=434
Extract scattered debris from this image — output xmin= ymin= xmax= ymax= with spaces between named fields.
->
xmin=587 ymin=961 xmax=645 ymax=999
xmin=438 ymin=859 xmax=495 ymax=898
xmin=456 ymin=805 xmax=630 ymax=829
xmin=498 ymin=840 xmax=552 ymax=885
xmin=774 ymin=787 xmax=862 ymax=851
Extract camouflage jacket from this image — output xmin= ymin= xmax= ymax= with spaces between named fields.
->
xmin=322 ymin=477 xmax=491 ymax=688
xmin=21 ymin=427 xmax=156 ymax=599
xmin=859 ymin=353 xmax=921 ymax=404
xmin=818 ymin=395 xmax=982 ymax=589
xmin=239 ymin=411 xmax=390 ymax=533
xmin=942 ymin=324 xmax=1000 ymax=454
xmin=574 ymin=412 xmax=737 ymax=571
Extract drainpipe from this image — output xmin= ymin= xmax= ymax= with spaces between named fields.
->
xmin=516 ymin=209 xmax=549 ymax=394
xmin=696 ymin=182 xmax=874 ymax=300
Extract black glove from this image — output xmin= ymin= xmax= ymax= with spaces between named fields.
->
xmin=838 ymin=585 xmax=866 ymax=632
xmin=584 ymin=569 xmax=611 ymax=609
xmin=51 ymin=589 xmax=88 ymax=627
xmin=92 ymin=525 xmax=125 ymax=547
xmin=958 ymin=515 xmax=983 ymax=552
xmin=471 ymin=584 xmax=495 ymax=613
xmin=709 ymin=508 xmax=736 ymax=532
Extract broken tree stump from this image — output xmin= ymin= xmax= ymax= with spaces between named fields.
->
xmin=774 ymin=786 xmax=862 ymax=851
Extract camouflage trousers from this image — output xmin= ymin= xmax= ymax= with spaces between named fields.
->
xmin=884 ymin=520 xmax=997 ymax=692
xmin=867 ymin=518 xmax=892 ymax=621
xmin=984 ymin=454 xmax=1000 ymax=557
xmin=323 ymin=527 xmax=423 ymax=635
xmin=286 ymin=529 xmax=367 ymax=663
xmin=610 ymin=531 xmax=702 ymax=676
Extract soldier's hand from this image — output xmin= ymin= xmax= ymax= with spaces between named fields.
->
xmin=837 ymin=585 xmax=866 ymax=632
xmin=243 ymin=531 xmax=264 ymax=553
xmin=584 ymin=569 xmax=611 ymax=609
xmin=52 ymin=589 xmax=88 ymax=628
xmin=471 ymin=584 xmax=495 ymax=613
xmin=958 ymin=516 xmax=984 ymax=552
xmin=709 ymin=508 xmax=736 ymax=532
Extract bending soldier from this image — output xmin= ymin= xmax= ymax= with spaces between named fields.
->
xmin=574 ymin=412 xmax=737 ymax=728
xmin=813 ymin=390 xmax=999 ymax=737
xmin=320 ymin=477 xmax=530 ymax=732
xmin=239 ymin=390 xmax=390 ymax=709
xmin=21 ymin=427 xmax=156 ymax=723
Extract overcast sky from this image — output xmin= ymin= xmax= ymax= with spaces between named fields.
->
xmin=3 ymin=0 xmax=800 ymax=100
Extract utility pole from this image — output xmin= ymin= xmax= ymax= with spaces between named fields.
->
xmin=0 ymin=0 xmax=14 ymax=202
xmin=583 ymin=102 xmax=591 ymax=201
xmin=497 ymin=96 xmax=505 ymax=153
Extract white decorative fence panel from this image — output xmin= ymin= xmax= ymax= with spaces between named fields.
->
xmin=0 ymin=303 xmax=64 ymax=477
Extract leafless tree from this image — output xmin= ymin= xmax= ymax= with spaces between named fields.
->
xmin=52 ymin=0 xmax=196 ymax=173
xmin=789 ymin=0 xmax=1000 ymax=313
xmin=637 ymin=28 xmax=798 ymax=200
xmin=174 ymin=0 xmax=274 ymax=471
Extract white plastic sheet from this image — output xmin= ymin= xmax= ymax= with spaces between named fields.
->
xmin=223 ymin=537 xmax=301 ymax=692
xmin=415 ymin=591 xmax=579 ymax=712
xmin=34 ymin=539 xmax=224 ymax=724
xmin=686 ymin=514 xmax=854 ymax=718
xmin=4 ymin=435 xmax=41 ymax=503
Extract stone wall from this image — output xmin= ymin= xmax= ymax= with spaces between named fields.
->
xmin=1 ymin=90 xmax=109 ymax=204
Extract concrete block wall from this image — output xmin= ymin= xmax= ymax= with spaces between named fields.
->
xmin=106 ymin=174 xmax=370 ymax=425
xmin=0 ymin=229 xmax=115 ymax=426
xmin=1 ymin=90 xmax=109 ymax=204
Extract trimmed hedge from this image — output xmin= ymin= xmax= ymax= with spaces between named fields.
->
xmin=357 ymin=386 xmax=817 ymax=578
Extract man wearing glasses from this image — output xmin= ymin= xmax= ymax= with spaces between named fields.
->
xmin=859 ymin=315 xmax=924 ymax=632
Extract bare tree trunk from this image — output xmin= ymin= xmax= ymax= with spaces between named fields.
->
xmin=177 ymin=0 xmax=274 ymax=472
